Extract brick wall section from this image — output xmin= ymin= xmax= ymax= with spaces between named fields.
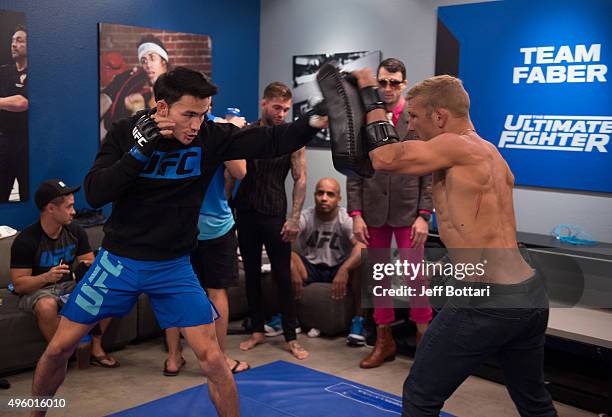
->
xmin=99 ymin=23 xmax=212 ymax=76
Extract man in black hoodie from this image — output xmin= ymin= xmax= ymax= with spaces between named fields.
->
xmin=29 ymin=67 xmax=326 ymax=417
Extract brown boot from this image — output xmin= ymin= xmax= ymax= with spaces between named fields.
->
xmin=359 ymin=325 xmax=396 ymax=369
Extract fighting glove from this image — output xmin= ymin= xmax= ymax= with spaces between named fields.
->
xmin=131 ymin=111 xmax=162 ymax=159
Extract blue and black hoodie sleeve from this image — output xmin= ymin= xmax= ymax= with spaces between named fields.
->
xmin=206 ymin=115 xmax=318 ymax=163
xmin=84 ymin=118 xmax=147 ymax=208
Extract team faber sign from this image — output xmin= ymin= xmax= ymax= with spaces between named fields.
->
xmin=437 ymin=0 xmax=612 ymax=192
xmin=512 ymin=44 xmax=606 ymax=84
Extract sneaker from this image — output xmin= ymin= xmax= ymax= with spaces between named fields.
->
xmin=264 ymin=314 xmax=302 ymax=337
xmin=307 ymin=328 xmax=321 ymax=338
xmin=264 ymin=314 xmax=283 ymax=337
xmin=347 ymin=316 xmax=366 ymax=346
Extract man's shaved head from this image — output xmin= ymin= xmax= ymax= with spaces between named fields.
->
xmin=314 ymin=178 xmax=341 ymax=216
xmin=315 ymin=178 xmax=340 ymax=195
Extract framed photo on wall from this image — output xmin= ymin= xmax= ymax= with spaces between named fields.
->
xmin=0 ymin=9 xmax=28 ymax=203
xmin=99 ymin=23 xmax=212 ymax=143
xmin=292 ymin=50 xmax=381 ymax=148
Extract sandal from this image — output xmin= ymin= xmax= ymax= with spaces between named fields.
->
xmin=90 ymin=354 xmax=120 ymax=368
xmin=230 ymin=359 xmax=250 ymax=374
xmin=163 ymin=358 xmax=186 ymax=377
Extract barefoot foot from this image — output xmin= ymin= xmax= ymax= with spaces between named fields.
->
xmin=239 ymin=333 xmax=266 ymax=351
xmin=287 ymin=341 xmax=309 ymax=360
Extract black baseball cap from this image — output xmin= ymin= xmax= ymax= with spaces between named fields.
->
xmin=34 ymin=179 xmax=81 ymax=210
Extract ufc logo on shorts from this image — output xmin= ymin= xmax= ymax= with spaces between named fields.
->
xmin=140 ymin=147 xmax=202 ymax=179
xmin=75 ymin=250 xmax=123 ymax=316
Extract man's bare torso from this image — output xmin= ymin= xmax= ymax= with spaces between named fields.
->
xmin=432 ymin=132 xmax=534 ymax=284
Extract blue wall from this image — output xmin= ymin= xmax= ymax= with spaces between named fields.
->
xmin=0 ymin=0 xmax=260 ymax=229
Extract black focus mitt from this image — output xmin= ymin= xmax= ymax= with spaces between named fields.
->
xmin=316 ymin=63 xmax=374 ymax=178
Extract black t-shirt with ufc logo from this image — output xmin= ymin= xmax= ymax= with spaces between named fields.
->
xmin=10 ymin=222 xmax=92 ymax=285
xmin=0 ymin=64 xmax=28 ymax=137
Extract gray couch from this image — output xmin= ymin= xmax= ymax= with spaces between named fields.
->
xmin=0 ymin=226 xmax=138 ymax=375
xmin=261 ymin=272 xmax=356 ymax=336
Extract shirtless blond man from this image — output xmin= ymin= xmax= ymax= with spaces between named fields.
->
xmin=351 ymin=69 xmax=558 ymax=417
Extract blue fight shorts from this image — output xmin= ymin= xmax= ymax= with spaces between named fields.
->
xmin=61 ymin=249 xmax=219 ymax=329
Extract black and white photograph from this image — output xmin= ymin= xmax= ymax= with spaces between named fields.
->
xmin=0 ymin=9 xmax=28 ymax=203
xmin=292 ymin=50 xmax=381 ymax=148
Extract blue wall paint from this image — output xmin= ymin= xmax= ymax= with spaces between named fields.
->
xmin=438 ymin=0 xmax=612 ymax=193
xmin=0 ymin=0 xmax=260 ymax=229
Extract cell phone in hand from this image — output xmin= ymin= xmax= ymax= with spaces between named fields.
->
xmin=56 ymin=258 xmax=73 ymax=284
xmin=73 ymin=262 xmax=91 ymax=283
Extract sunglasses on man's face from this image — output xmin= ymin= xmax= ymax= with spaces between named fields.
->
xmin=378 ymin=78 xmax=404 ymax=88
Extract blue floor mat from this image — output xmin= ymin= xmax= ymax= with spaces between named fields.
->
xmin=108 ymin=360 xmax=456 ymax=416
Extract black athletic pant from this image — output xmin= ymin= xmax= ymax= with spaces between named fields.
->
xmin=403 ymin=272 xmax=558 ymax=417
xmin=236 ymin=210 xmax=297 ymax=342
xmin=0 ymin=132 xmax=28 ymax=202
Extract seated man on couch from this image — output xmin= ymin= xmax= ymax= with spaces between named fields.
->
xmin=291 ymin=178 xmax=365 ymax=344
xmin=9 ymin=179 xmax=118 ymax=368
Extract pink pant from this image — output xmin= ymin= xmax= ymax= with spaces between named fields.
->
xmin=369 ymin=225 xmax=433 ymax=325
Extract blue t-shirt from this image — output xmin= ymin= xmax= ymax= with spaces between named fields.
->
xmin=197 ymin=166 xmax=235 ymax=240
